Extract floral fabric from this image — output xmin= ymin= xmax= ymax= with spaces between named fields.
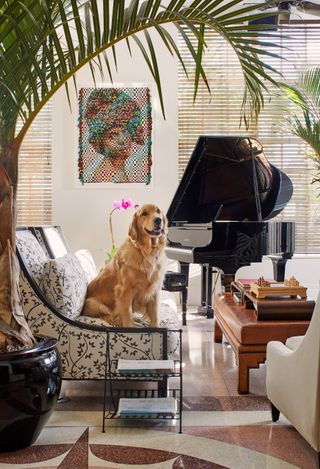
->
xmin=16 ymin=231 xmax=49 ymax=285
xmin=40 ymin=254 xmax=88 ymax=320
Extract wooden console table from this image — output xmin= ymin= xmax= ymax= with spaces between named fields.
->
xmin=214 ymin=293 xmax=311 ymax=394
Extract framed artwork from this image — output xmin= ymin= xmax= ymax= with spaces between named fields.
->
xmin=78 ymin=86 xmax=153 ymax=185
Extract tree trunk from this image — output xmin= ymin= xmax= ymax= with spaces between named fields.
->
xmin=0 ymin=137 xmax=20 ymax=234
xmin=0 ymin=139 xmax=35 ymax=349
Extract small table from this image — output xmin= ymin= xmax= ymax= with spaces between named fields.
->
xmin=214 ymin=293 xmax=311 ymax=394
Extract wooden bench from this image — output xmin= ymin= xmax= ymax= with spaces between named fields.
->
xmin=214 ymin=293 xmax=310 ymax=394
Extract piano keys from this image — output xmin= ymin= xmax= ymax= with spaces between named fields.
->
xmin=165 ymin=136 xmax=295 ymax=318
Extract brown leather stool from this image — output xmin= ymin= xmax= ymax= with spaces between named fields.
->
xmin=163 ymin=271 xmax=188 ymax=326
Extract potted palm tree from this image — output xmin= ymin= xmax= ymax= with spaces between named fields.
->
xmin=280 ymin=67 xmax=320 ymax=187
xmin=0 ymin=0 xmax=284 ymax=451
xmin=0 ymin=166 xmax=62 ymax=451
xmin=0 ymin=165 xmax=62 ymax=451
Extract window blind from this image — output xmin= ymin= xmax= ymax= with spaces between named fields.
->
xmin=178 ymin=24 xmax=320 ymax=253
xmin=16 ymin=102 xmax=52 ymax=226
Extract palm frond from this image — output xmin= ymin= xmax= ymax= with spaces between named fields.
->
xmin=280 ymin=67 xmax=320 ymax=190
xmin=298 ymin=67 xmax=320 ymax=113
xmin=0 ymin=0 xmax=286 ymax=142
xmin=281 ymin=69 xmax=320 ymax=121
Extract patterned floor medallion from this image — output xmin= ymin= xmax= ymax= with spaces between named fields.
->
xmin=0 ymin=412 xmax=316 ymax=469
xmin=0 ymin=312 xmax=317 ymax=468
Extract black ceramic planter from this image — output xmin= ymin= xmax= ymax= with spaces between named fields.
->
xmin=0 ymin=336 xmax=62 ymax=452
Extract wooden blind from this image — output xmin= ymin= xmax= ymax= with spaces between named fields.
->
xmin=178 ymin=24 xmax=320 ymax=253
xmin=16 ymin=102 xmax=52 ymax=225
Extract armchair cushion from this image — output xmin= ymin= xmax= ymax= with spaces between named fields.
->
xmin=74 ymin=249 xmax=97 ymax=283
xmin=40 ymin=253 xmax=88 ymax=320
xmin=16 ymin=231 xmax=49 ymax=285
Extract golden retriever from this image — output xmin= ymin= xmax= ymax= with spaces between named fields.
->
xmin=82 ymin=204 xmax=168 ymax=327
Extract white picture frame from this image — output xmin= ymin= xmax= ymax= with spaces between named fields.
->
xmin=75 ymin=82 xmax=155 ymax=189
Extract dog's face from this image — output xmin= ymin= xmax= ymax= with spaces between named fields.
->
xmin=129 ymin=204 xmax=168 ymax=241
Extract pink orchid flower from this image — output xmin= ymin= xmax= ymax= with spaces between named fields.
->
xmin=121 ymin=198 xmax=133 ymax=209
xmin=108 ymin=198 xmax=139 ymax=256
xmin=113 ymin=198 xmax=139 ymax=211
xmin=113 ymin=200 xmax=122 ymax=210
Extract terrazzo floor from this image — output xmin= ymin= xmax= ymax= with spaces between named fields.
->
xmin=0 ymin=310 xmax=317 ymax=469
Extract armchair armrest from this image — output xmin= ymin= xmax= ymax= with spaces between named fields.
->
xmin=285 ymin=335 xmax=303 ymax=351
xmin=267 ymin=340 xmax=294 ymax=359
xmin=267 ymin=336 xmax=319 ymax=448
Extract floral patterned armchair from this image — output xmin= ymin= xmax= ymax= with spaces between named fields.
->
xmin=16 ymin=226 xmax=180 ymax=380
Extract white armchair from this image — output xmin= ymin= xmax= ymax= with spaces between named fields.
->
xmin=266 ymin=292 xmax=320 ymax=467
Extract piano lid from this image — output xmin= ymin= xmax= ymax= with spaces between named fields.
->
xmin=167 ymin=136 xmax=293 ymax=225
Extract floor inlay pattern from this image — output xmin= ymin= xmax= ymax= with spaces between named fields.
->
xmin=0 ymin=410 xmax=317 ymax=469
xmin=1 ymin=311 xmax=317 ymax=468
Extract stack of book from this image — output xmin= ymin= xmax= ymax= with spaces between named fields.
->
xmin=116 ymin=359 xmax=175 ymax=375
xmin=118 ymin=397 xmax=176 ymax=417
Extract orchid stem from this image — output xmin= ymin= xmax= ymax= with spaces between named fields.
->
xmin=109 ymin=210 xmax=116 ymax=250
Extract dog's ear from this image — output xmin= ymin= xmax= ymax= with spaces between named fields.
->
xmin=162 ymin=212 xmax=168 ymax=235
xmin=129 ymin=212 xmax=139 ymax=241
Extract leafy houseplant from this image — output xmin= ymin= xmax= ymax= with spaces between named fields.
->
xmin=0 ymin=168 xmax=62 ymax=452
xmin=0 ymin=3 xmax=283 ymax=352
xmin=280 ymin=67 xmax=320 ymax=188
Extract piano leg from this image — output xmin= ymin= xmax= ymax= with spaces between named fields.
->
xmin=198 ymin=264 xmax=214 ymax=319
xmin=201 ymin=265 xmax=207 ymax=308
xmin=178 ymin=262 xmax=189 ymax=325
xmin=269 ymin=255 xmax=291 ymax=282
xmin=206 ymin=266 xmax=214 ymax=319
xmin=181 ymin=284 xmax=188 ymax=326
xmin=221 ymin=273 xmax=235 ymax=292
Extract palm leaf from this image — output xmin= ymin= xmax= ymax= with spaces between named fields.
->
xmin=194 ymin=23 xmax=205 ymax=104
xmin=102 ymin=0 xmax=109 ymax=42
xmin=144 ymin=29 xmax=165 ymax=117
xmin=298 ymin=67 xmax=320 ymax=113
xmin=176 ymin=23 xmax=210 ymax=94
xmin=280 ymin=67 xmax=320 ymax=188
xmin=0 ymin=0 xmax=287 ymax=142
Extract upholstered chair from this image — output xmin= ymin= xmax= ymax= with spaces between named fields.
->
xmin=16 ymin=227 xmax=180 ymax=380
xmin=266 ymin=292 xmax=320 ymax=467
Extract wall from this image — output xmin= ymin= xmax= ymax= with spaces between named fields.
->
xmin=52 ymin=28 xmax=178 ymax=271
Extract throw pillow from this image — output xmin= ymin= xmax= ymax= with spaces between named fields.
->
xmin=16 ymin=231 xmax=49 ymax=285
xmin=40 ymin=253 xmax=87 ymax=320
xmin=74 ymin=249 xmax=97 ymax=283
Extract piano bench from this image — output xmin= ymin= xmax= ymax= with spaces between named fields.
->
xmin=213 ymin=293 xmax=310 ymax=394
xmin=163 ymin=272 xmax=188 ymax=326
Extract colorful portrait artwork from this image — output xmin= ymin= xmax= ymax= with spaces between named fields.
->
xmin=78 ymin=87 xmax=152 ymax=184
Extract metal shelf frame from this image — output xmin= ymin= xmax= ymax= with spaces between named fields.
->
xmin=102 ymin=328 xmax=183 ymax=433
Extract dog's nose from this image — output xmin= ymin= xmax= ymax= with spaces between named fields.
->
xmin=154 ymin=217 xmax=162 ymax=227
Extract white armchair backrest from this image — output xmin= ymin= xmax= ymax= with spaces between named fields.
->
xmin=294 ymin=291 xmax=320 ymax=447
xmin=42 ymin=227 xmax=69 ymax=258
xmin=298 ymin=290 xmax=320 ymax=362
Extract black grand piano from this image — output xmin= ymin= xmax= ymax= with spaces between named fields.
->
xmin=165 ymin=136 xmax=295 ymax=318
